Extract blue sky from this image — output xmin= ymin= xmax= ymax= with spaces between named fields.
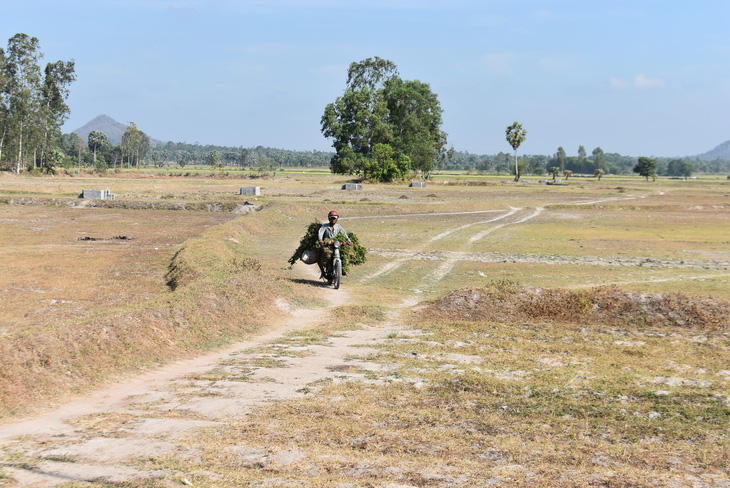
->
xmin=2 ymin=0 xmax=728 ymax=157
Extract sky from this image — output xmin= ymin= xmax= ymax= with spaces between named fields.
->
xmin=2 ymin=0 xmax=728 ymax=157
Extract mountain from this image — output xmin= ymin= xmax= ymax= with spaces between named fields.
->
xmin=72 ymin=114 xmax=129 ymax=144
xmin=697 ymin=140 xmax=730 ymax=160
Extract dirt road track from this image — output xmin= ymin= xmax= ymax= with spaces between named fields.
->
xmin=0 ymin=266 xmax=407 ymax=487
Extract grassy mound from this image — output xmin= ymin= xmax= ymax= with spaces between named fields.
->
xmin=423 ymin=281 xmax=729 ymax=329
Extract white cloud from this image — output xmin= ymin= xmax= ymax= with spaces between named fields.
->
xmin=481 ymin=52 xmax=521 ymax=76
xmin=633 ymin=74 xmax=665 ymax=88
xmin=539 ymin=55 xmax=573 ymax=73
xmin=610 ymin=74 xmax=665 ymax=90
xmin=609 ymin=77 xmax=630 ymax=89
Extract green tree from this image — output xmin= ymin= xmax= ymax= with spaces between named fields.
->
xmin=239 ymin=147 xmax=249 ymax=168
xmin=137 ymin=130 xmax=150 ymax=164
xmin=594 ymin=168 xmax=605 ymax=180
xmin=176 ymin=150 xmax=191 ymax=168
xmin=209 ymin=149 xmax=221 ymax=167
xmin=592 ymin=147 xmax=605 ymax=171
xmin=526 ymin=157 xmax=544 ymax=175
xmin=94 ymin=153 xmax=108 ymax=174
xmin=556 ymin=146 xmax=566 ymax=171
xmin=667 ymin=158 xmax=695 ymax=178
xmin=550 ymin=166 xmax=560 ymax=180
xmin=361 ymin=143 xmax=411 ymax=182
xmin=39 ymin=59 xmax=75 ymax=169
xmin=87 ymin=130 xmax=108 ymax=164
xmin=0 ymin=34 xmax=74 ymax=174
xmin=0 ymin=46 xmax=8 ymax=164
xmin=346 ymin=56 xmax=398 ymax=91
xmin=2 ymin=34 xmax=42 ymax=173
xmin=578 ymin=145 xmax=587 ymax=165
xmin=321 ymin=57 xmax=447 ymax=181
xmin=505 ymin=121 xmax=527 ymax=181
xmin=383 ymin=77 xmax=447 ymax=177
xmin=633 ymin=156 xmax=657 ymax=181
xmin=121 ymin=122 xmax=140 ymax=167
xmin=680 ymin=160 xmax=695 ymax=178
xmin=62 ymin=132 xmax=84 ymax=168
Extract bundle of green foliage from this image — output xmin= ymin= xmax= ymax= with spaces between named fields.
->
xmin=288 ymin=221 xmax=367 ymax=274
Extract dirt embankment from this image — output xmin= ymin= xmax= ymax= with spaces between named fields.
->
xmin=423 ymin=281 xmax=730 ymax=330
xmin=0 ymin=196 xmax=263 ymax=213
xmin=0 ymin=213 xmax=281 ymax=419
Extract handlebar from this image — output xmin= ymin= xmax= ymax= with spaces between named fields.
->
xmin=324 ymin=240 xmax=352 ymax=247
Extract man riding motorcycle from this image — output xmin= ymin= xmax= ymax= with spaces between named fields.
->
xmin=317 ymin=210 xmax=352 ymax=280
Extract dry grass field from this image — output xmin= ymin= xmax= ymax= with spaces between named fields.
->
xmin=0 ymin=170 xmax=728 ymax=487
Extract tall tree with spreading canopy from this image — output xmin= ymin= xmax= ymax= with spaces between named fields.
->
xmin=505 ymin=121 xmax=527 ymax=181
xmin=321 ymin=57 xmax=447 ymax=181
xmin=633 ymin=156 xmax=657 ymax=181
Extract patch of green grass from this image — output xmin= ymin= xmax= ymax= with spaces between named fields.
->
xmin=220 ymin=356 xmax=289 ymax=369
xmin=328 ymin=304 xmax=388 ymax=325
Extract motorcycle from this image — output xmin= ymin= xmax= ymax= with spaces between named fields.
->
xmin=323 ymin=234 xmax=353 ymax=289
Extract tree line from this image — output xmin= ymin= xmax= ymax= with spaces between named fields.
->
xmin=442 ymin=148 xmax=730 ymax=177
xmin=56 ymin=126 xmax=334 ymax=174
xmin=2 ymin=35 xmax=728 ymax=178
xmin=65 ymin=124 xmax=730 ymax=179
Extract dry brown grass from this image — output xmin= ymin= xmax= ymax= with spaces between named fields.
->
xmin=0 ymin=203 xmax=285 ymax=418
xmin=423 ymin=281 xmax=730 ymax=330
xmin=1 ymin=171 xmax=729 ymax=486
xmin=140 ymin=288 xmax=730 ymax=487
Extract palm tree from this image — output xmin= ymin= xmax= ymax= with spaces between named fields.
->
xmin=505 ymin=121 xmax=527 ymax=182
xmin=87 ymin=130 xmax=109 ymax=164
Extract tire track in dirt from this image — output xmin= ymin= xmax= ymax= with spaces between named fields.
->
xmin=360 ymin=194 xmax=641 ymax=287
xmin=421 ymin=192 xmax=666 ymax=286
xmin=418 ymin=193 xmax=679 ymax=287
xmin=359 ymin=207 xmax=520 ymax=283
xmin=427 ymin=207 xmax=544 ymax=284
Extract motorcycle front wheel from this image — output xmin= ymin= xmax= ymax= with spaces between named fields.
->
xmin=333 ymin=259 xmax=342 ymax=289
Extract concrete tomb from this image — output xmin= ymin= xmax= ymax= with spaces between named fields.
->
xmin=81 ymin=189 xmax=115 ymax=200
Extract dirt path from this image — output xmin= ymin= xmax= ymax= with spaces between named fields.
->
xmin=0 ymin=266 xmax=408 ymax=487
xmin=0 ymin=193 xmax=694 ymax=486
